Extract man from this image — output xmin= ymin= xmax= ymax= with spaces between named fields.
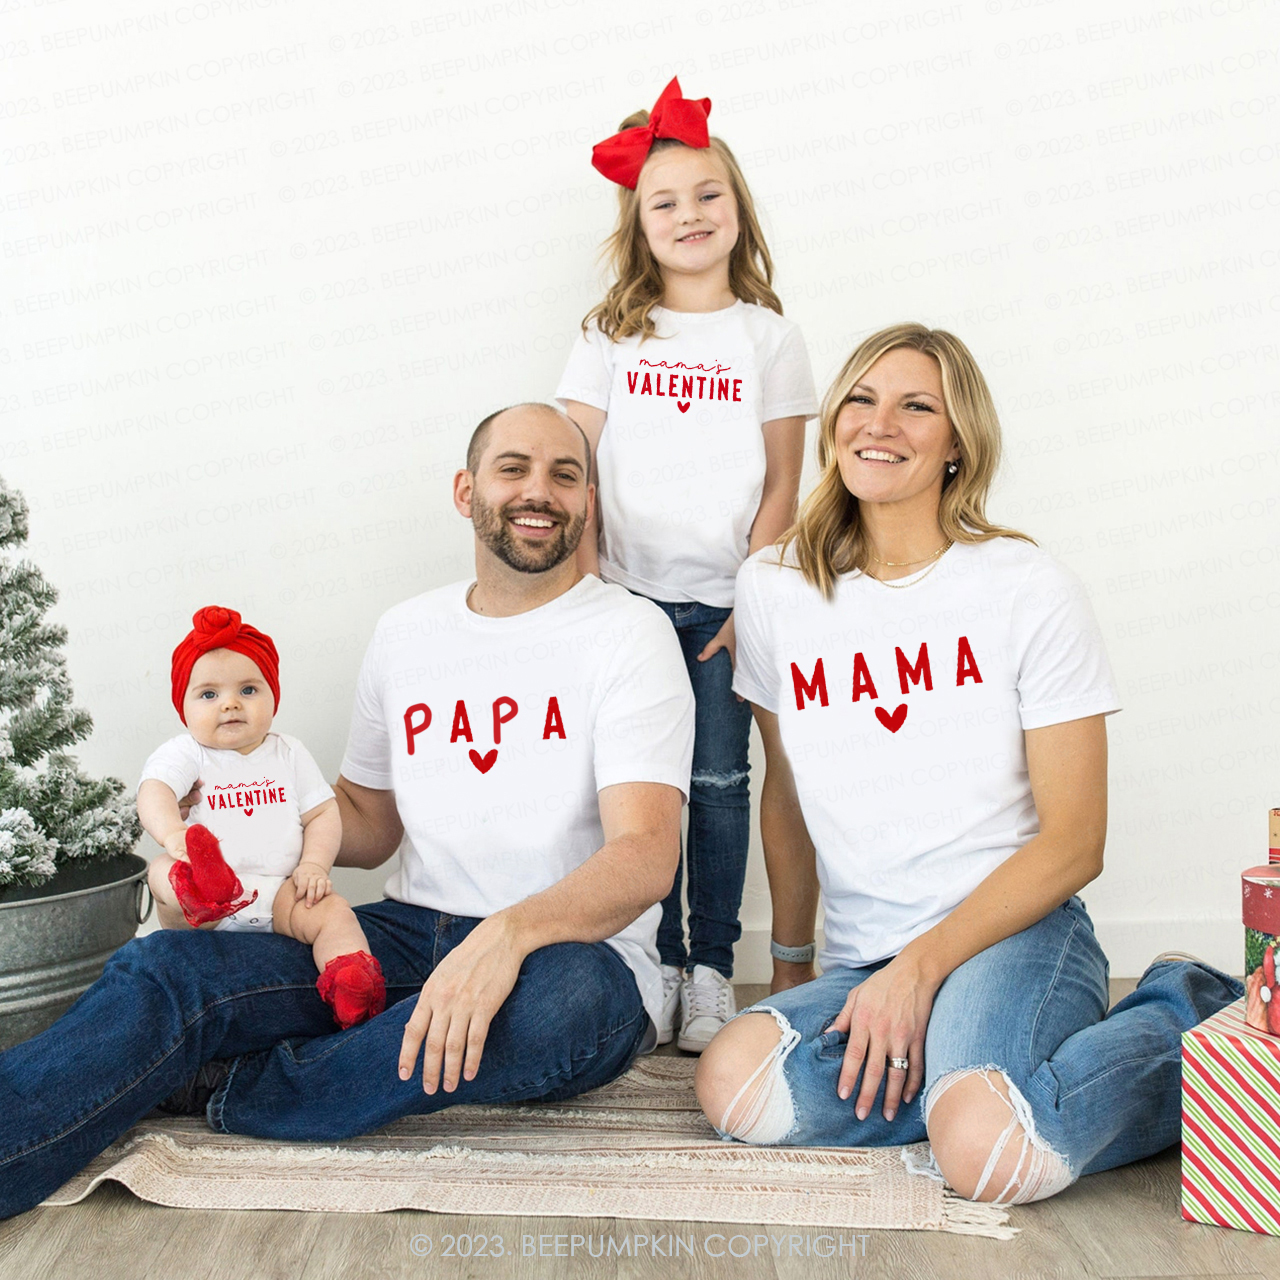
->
xmin=0 ymin=403 xmax=694 ymax=1218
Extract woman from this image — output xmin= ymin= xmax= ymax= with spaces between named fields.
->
xmin=694 ymin=323 xmax=1241 ymax=1204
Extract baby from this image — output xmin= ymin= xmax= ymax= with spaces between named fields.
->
xmin=138 ymin=606 xmax=385 ymax=1028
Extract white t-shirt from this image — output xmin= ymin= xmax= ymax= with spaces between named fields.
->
xmin=139 ymin=732 xmax=334 ymax=877
xmin=555 ymin=301 xmax=818 ymax=607
xmin=732 ymin=538 xmax=1121 ymax=969
xmin=339 ymin=575 xmax=696 ymax=1029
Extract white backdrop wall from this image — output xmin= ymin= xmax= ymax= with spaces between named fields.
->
xmin=2 ymin=0 xmax=1277 ymax=977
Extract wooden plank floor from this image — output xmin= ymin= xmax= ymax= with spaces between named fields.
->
xmin=3 ymin=984 xmax=1279 ymax=1280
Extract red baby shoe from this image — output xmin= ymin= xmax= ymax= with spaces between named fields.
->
xmin=316 ymin=951 xmax=387 ymax=1029
xmin=168 ymin=824 xmax=257 ymax=927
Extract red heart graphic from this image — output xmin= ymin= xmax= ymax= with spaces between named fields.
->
xmin=875 ymin=704 xmax=908 ymax=733
xmin=243 ymin=806 xmax=253 ymax=817
xmin=469 ymin=748 xmax=498 ymax=774
xmin=676 ymin=401 xmax=691 ymax=413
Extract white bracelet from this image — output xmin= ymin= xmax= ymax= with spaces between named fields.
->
xmin=770 ymin=939 xmax=815 ymax=963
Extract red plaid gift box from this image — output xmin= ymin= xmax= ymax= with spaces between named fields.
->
xmin=1181 ymin=998 xmax=1280 ymax=1234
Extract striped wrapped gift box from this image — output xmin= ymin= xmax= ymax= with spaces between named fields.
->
xmin=1181 ymin=998 xmax=1280 ymax=1234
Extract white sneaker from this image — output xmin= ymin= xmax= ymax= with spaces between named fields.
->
xmin=1151 ymin=950 xmax=1209 ymax=966
xmin=677 ymin=965 xmax=736 ymax=1054
xmin=656 ymin=964 xmax=683 ymax=1046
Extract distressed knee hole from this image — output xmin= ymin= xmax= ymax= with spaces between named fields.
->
xmin=717 ymin=1006 xmax=801 ymax=1145
xmin=690 ymin=769 xmax=749 ymax=789
xmin=924 ymin=1067 xmax=1074 ymax=1205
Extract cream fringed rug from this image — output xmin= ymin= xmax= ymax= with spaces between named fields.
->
xmin=44 ymin=1056 xmax=1015 ymax=1238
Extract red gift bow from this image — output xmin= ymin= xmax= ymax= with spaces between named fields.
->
xmin=591 ymin=77 xmax=712 ymax=189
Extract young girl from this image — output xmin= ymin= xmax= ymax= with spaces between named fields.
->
xmin=138 ymin=606 xmax=385 ymax=1029
xmin=556 ymin=78 xmax=818 ymax=1052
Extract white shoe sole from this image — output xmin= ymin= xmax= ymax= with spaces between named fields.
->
xmin=676 ymin=1030 xmax=715 ymax=1054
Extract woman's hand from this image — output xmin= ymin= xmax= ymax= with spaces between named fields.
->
xmin=292 ymin=861 xmax=332 ymax=907
xmin=696 ymin=612 xmax=737 ymax=669
xmin=828 ymin=952 xmax=939 ymax=1122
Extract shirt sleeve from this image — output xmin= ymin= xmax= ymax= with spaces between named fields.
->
xmin=554 ymin=324 xmax=613 ymax=412
xmin=593 ymin=603 xmax=695 ymax=799
xmin=760 ymin=322 xmax=820 ymax=423
xmin=731 ymin=559 xmax=782 ymax=712
xmin=283 ymin=737 xmax=336 ymax=815
xmin=138 ymin=736 xmax=201 ymax=800
xmin=339 ymin=629 xmax=394 ymax=790
xmin=1013 ymin=556 xmax=1122 ymax=730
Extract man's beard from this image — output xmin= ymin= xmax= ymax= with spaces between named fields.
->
xmin=471 ymin=489 xmax=586 ymax=574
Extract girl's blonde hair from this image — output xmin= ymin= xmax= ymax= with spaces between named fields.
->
xmin=584 ymin=110 xmax=781 ymax=342
xmin=781 ymin=322 xmax=1034 ymax=599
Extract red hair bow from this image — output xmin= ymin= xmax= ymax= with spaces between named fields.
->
xmin=591 ymin=77 xmax=712 ymax=190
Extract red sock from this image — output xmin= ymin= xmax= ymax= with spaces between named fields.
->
xmin=316 ymin=951 xmax=387 ymax=1029
xmin=168 ymin=824 xmax=257 ymax=927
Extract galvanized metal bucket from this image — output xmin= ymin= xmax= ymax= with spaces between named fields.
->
xmin=0 ymin=851 xmax=152 ymax=1050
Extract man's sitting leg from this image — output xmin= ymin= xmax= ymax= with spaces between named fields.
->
xmin=0 ymin=900 xmax=437 ymax=1220
xmin=0 ymin=927 xmax=330 ymax=1219
xmin=209 ymin=929 xmax=650 ymax=1140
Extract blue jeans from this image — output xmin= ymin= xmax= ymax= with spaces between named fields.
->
xmin=731 ymin=898 xmax=1242 ymax=1175
xmin=648 ymin=599 xmax=753 ymax=977
xmin=0 ymin=899 xmax=650 ymax=1219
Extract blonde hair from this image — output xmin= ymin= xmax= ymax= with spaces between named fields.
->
xmin=583 ymin=111 xmax=781 ymax=342
xmin=781 ymin=322 xmax=1034 ymax=599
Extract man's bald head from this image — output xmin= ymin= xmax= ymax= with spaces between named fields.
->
xmin=466 ymin=402 xmax=592 ymax=482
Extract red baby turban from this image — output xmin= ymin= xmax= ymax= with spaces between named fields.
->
xmin=171 ymin=606 xmax=280 ymax=723
xmin=591 ymin=77 xmax=712 ymax=190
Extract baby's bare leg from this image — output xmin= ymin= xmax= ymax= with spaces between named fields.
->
xmin=148 ymin=855 xmax=223 ymax=931
xmin=271 ymin=882 xmax=370 ymax=971
xmin=147 ymin=851 xmax=238 ymax=931
xmin=148 ymin=854 xmax=192 ymax=930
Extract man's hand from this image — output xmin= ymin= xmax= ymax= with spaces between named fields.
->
xmin=176 ymin=779 xmax=204 ymax=821
xmin=291 ymin=861 xmax=332 ymax=907
xmin=398 ymin=913 xmax=525 ymax=1095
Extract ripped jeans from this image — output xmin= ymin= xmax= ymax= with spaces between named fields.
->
xmin=648 ymin=598 xmax=753 ymax=977
xmin=717 ymin=897 xmax=1242 ymax=1198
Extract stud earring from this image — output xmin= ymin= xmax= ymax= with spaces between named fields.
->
xmin=947 ymin=461 xmax=959 ymax=475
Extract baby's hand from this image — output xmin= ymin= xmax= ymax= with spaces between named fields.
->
xmin=292 ymin=861 xmax=332 ymax=907
xmin=163 ymin=828 xmax=189 ymax=860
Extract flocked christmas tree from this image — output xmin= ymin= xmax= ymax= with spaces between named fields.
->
xmin=0 ymin=474 xmax=140 ymax=890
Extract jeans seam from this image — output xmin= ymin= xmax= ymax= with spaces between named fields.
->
xmin=1055 ymin=1045 xmax=1181 ymax=1104
xmin=0 ymin=980 xmax=318 ymax=1168
xmin=207 ymin=1055 xmax=240 ymax=1132
xmin=1026 ymin=913 xmax=1080 ymax=1083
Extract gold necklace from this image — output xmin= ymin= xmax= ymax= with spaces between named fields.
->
xmin=868 ymin=541 xmax=950 ymax=568
xmin=867 ymin=541 xmax=953 ymax=589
